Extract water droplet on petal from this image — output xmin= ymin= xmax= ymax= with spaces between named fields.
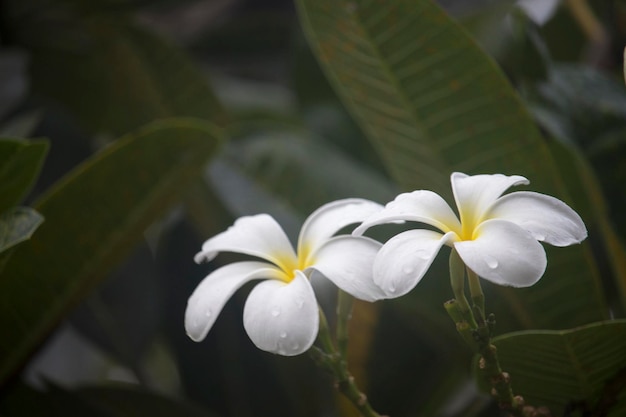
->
xmin=271 ymin=307 xmax=281 ymax=317
xmin=535 ymin=232 xmax=546 ymax=241
xmin=280 ymin=331 xmax=287 ymax=338
xmin=402 ymin=265 xmax=414 ymax=274
xmin=278 ymin=348 xmax=287 ymax=355
xmin=415 ymin=250 xmax=430 ymax=261
xmin=204 ymin=309 xmax=212 ymax=318
xmin=292 ymin=342 xmax=300 ymax=350
xmin=485 ymin=256 xmax=499 ymax=269
xmin=388 ymin=284 xmax=396 ymax=293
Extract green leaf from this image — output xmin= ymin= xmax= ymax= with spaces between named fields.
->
xmin=28 ymin=16 xmax=227 ymax=135
xmin=296 ymin=0 xmax=552 ymax=196
xmin=0 ymin=118 xmax=222 ymax=384
xmin=484 ymin=320 xmax=626 ymax=416
xmin=0 ymin=138 xmax=48 ymax=213
xmin=296 ymin=0 xmax=610 ymax=329
xmin=224 ymin=131 xmax=398 ymax=216
xmin=0 ymin=207 xmax=44 ymax=253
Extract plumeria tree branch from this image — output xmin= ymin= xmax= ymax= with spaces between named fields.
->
xmin=309 ymin=302 xmax=384 ymax=417
xmin=444 ymin=277 xmax=551 ymax=417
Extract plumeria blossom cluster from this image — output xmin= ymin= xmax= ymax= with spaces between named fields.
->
xmin=185 ymin=199 xmax=386 ymax=356
xmin=353 ymin=172 xmax=588 ymax=297
xmin=185 ymin=172 xmax=587 ymax=356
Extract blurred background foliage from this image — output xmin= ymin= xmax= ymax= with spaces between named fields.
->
xmin=1 ymin=0 xmax=626 ymax=416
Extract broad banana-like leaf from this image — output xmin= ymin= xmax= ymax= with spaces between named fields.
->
xmin=296 ymin=0 xmax=610 ymax=330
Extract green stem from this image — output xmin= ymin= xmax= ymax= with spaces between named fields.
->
xmin=444 ymin=260 xmax=551 ymax=417
xmin=444 ymin=299 xmax=479 ymax=351
xmin=336 ymin=290 xmax=354 ymax=359
xmin=312 ymin=308 xmax=384 ymax=417
xmin=466 ymin=268 xmax=485 ymax=322
xmin=449 ymin=249 xmax=477 ymax=328
xmin=477 ymin=342 xmax=526 ymax=416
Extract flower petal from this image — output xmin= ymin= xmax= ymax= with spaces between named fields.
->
xmin=243 ymin=270 xmax=318 ymax=356
xmin=353 ymin=191 xmax=461 ymax=236
xmin=487 ymin=191 xmax=587 ymax=246
xmin=194 ymin=214 xmax=297 ymax=271
xmin=185 ymin=261 xmax=285 ymax=342
xmin=298 ymin=198 xmax=384 ymax=257
xmin=454 ymin=219 xmax=547 ymax=287
xmin=451 ymin=172 xmax=528 ymax=226
xmin=373 ymin=230 xmax=455 ymax=297
xmin=309 ymin=236 xmax=386 ymax=302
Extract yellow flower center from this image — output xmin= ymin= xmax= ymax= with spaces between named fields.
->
xmin=273 ymin=243 xmax=315 ymax=283
xmin=458 ymin=206 xmax=481 ymax=241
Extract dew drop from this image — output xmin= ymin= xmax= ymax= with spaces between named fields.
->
xmin=388 ymin=284 xmax=396 ymax=293
xmin=402 ymin=265 xmax=414 ymax=274
xmin=280 ymin=331 xmax=287 ymax=339
xmin=271 ymin=307 xmax=281 ymax=317
xmin=485 ymin=256 xmax=499 ymax=269
xmin=416 ymin=250 xmax=430 ymax=260
xmin=204 ymin=309 xmax=212 ymax=318
xmin=292 ymin=342 xmax=300 ymax=350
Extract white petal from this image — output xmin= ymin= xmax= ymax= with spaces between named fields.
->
xmin=185 ymin=261 xmax=285 ymax=342
xmin=454 ymin=219 xmax=547 ymax=288
xmin=450 ymin=172 xmax=528 ymax=227
xmin=487 ymin=191 xmax=587 ymax=246
xmin=298 ymin=198 xmax=383 ymax=257
xmin=309 ymin=236 xmax=386 ymax=302
xmin=353 ymin=190 xmax=461 ymax=236
xmin=373 ymin=230 xmax=455 ymax=297
xmin=194 ymin=214 xmax=297 ymax=271
xmin=243 ymin=271 xmax=318 ymax=356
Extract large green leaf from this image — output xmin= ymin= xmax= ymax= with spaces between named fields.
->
xmin=0 ymin=118 xmax=222 ymax=384
xmin=0 ymin=138 xmax=48 ymax=213
xmin=296 ymin=0 xmax=554 ymax=196
xmin=485 ymin=320 xmax=626 ymax=416
xmin=26 ymin=14 xmax=227 ymax=135
xmin=296 ymin=0 xmax=610 ymax=329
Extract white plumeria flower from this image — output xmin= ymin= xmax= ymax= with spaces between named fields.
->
xmin=185 ymin=199 xmax=386 ymax=356
xmin=353 ymin=172 xmax=587 ymax=297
